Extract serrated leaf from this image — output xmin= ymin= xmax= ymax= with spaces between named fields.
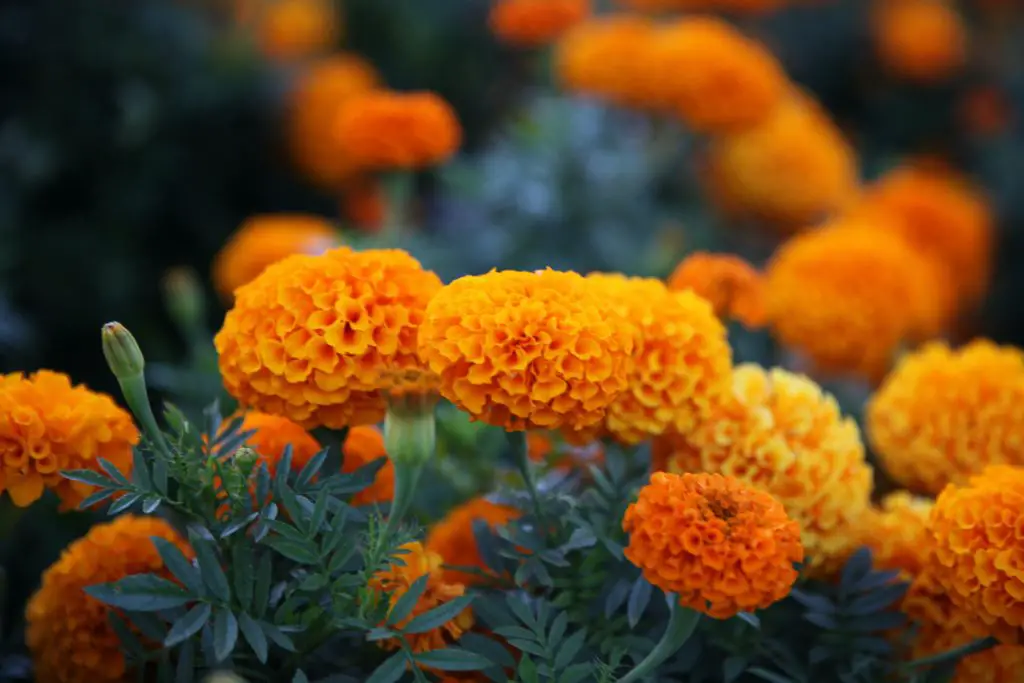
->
xmin=189 ymin=531 xmax=230 ymax=603
xmin=212 ymin=607 xmax=238 ymax=662
xmin=238 ymin=613 xmax=268 ymax=663
xmin=413 ymin=647 xmax=492 ymax=671
xmin=165 ymin=603 xmax=212 ymax=647
xmin=365 ymin=651 xmax=407 ymax=683
xmin=153 ymin=537 xmax=204 ymax=597
xmin=86 ymin=575 xmax=192 ymax=611
xmin=232 ymin=544 xmax=254 ymax=612
xmin=405 ymin=594 xmax=474 ymax=634
xmin=253 ymin=552 xmax=272 ymax=617
xmin=387 ymin=574 xmax=429 ymax=626
xmin=627 ymin=577 xmax=652 ymax=629
xmin=554 ymin=628 xmax=586 ymax=670
xmin=261 ymin=535 xmax=320 ymax=564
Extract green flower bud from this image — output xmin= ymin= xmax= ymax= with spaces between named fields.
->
xmin=101 ymin=322 xmax=145 ymax=380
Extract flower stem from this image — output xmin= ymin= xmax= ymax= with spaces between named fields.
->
xmin=616 ymin=597 xmax=700 ymax=683
xmin=381 ymin=393 xmax=437 ymax=541
xmin=382 ymin=171 xmax=414 ymax=247
xmin=102 ymin=323 xmax=173 ymax=459
xmin=904 ymin=636 xmax=1000 ymax=671
xmin=506 ymin=431 xmax=546 ymax=529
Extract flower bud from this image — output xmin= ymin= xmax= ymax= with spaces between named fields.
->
xmin=101 ymin=322 xmax=145 ymax=380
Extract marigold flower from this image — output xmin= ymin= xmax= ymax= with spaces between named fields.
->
xmin=925 ymin=465 xmax=1024 ymax=642
xmin=707 ymin=94 xmax=859 ymax=227
xmin=26 ymin=515 xmax=190 ymax=683
xmin=425 ymin=497 xmax=521 ymax=584
xmin=584 ymin=274 xmax=732 ymax=444
xmin=341 ymin=425 xmax=395 ymax=506
xmin=256 ymin=0 xmax=340 ymax=62
xmin=334 ymin=91 xmax=462 ymax=171
xmin=212 ymin=214 xmax=340 ymax=301
xmin=667 ymin=252 xmax=766 ymax=328
xmin=418 ymin=269 xmax=635 ymax=433
xmin=370 ymin=542 xmax=474 ymax=653
xmin=0 ymin=371 xmax=137 ymax=509
xmin=235 ymin=411 xmax=322 ymax=473
xmin=340 ymin=177 xmax=386 ymax=233
xmin=288 ymin=54 xmax=380 ymax=188
xmin=652 ymin=365 xmax=871 ymax=571
xmin=624 ymin=471 xmax=802 ymax=618
xmin=489 ymin=0 xmax=590 ymax=47
xmin=764 ymin=220 xmax=949 ymax=381
xmin=867 ymin=340 xmax=1024 ymax=494
xmin=855 ymin=492 xmax=933 ymax=578
xmin=215 ymin=247 xmax=443 ymax=429
xmin=554 ymin=16 xmax=658 ymax=108
xmin=872 ymin=0 xmax=966 ymax=83
xmin=853 ymin=164 xmax=993 ymax=308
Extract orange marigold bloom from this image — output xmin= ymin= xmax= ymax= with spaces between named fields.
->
xmin=256 ymin=0 xmax=340 ymax=62
xmin=623 ymin=472 xmax=803 ymax=619
xmin=236 ymin=411 xmax=322 ymax=473
xmin=341 ymin=177 xmax=386 ymax=233
xmin=554 ymin=16 xmax=658 ymax=108
xmin=667 ymin=252 xmax=766 ymax=328
xmin=867 ymin=340 xmax=1024 ymax=495
xmin=489 ymin=0 xmax=590 ymax=47
xmin=854 ymin=164 xmax=993 ymax=308
xmin=652 ymin=365 xmax=871 ymax=572
xmin=341 ymin=425 xmax=395 ymax=506
xmin=764 ymin=220 xmax=949 ymax=381
xmin=288 ymin=54 xmax=380 ymax=188
xmin=334 ymin=91 xmax=462 ymax=171
xmin=925 ymin=465 xmax=1024 ymax=642
xmin=707 ymin=94 xmax=859 ymax=227
xmin=425 ymin=497 xmax=521 ymax=584
xmin=215 ymin=247 xmax=443 ymax=429
xmin=26 ymin=516 xmax=190 ymax=683
xmin=370 ymin=542 xmax=474 ymax=653
xmin=872 ymin=0 xmax=966 ymax=83
xmin=855 ymin=492 xmax=933 ymax=578
xmin=419 ymin=269 xmax=635 ymax=433
xmin=0 ymin=371 xmax=137 ymax=509
xmin=212 ymin=214 xmax=340 ymax=301
xmin=584 ymin=274 xmax=732 ymax=444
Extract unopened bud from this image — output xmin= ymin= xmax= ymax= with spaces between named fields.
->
xmin=101 ymin=322 xmax=145 ymax=380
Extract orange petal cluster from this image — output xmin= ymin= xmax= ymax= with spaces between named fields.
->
xmin=0 ymin=371 xmax=138 ymax=509
xmin=288 ymin=54 xmax=380 ymax=188
xmin=236 ymin=411 xmax=323 ymax=474
xmin=585 ymin=274 xmax=732 ymax=444
xmin=26 ymin=515 xmax=190 ymax=683
xmin=341 ymin=425 xmax=395 ymax=506
xmin=667 ymin=252 xmax=766 ymax=328
xmin=418 ymin=269 xmax=635 ymax=433
xmin=872 ymin=0 xmax=967 ymax=83
xmin=370 ymin=542 xmax=474 ymax=653
xmin=334 ymin=92 xmax=462 ymax=171
xmin=764 ymin=220 xmax=947 ymax=381
xmin=425 ymin=497 xmax=521 ymax=584
xmin=554 ymin=16 xmax=658 ymax=108
xmin=855 ymin=492 xmax=933 ymax=578
xmin=867 ymin=340 xmax=1024 ymax=495
xmin=652 ymin=365 xmax=871 ymax=571
xmin=255 ymin=0 xmax=340 ymax=62
xmin=212 ymin=214 xmax=340 ymax=301
xmin=215 ymin=247 xmax=443 ymax=429
xmin=623 ymin=472 xmax=803 ymax=619
xmin=489 ymin=0 xmax=590 ymax=47
xmin=925 ymin=465 xmax=1024 ymax=643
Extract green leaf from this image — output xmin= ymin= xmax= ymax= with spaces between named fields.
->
xmin=847 ymin=582 xmax=909 ymax=616
xmin=506 ymin=594 xmax=538 ymax=633
xmin=322 ymin=507 xmax=351 ymax=555
xmin=460 ymin=632 xmax=517 ymax=670
xmin=724 ymin=656 xmax=748 ymax=683
xmin=189 ymin=530 xmax=231 ymax=603
xmin=212 ymin=607 xmax=238 ymax=663
xmin=61 ymin=469 xmax=115 ymax=488
xmin=237 ymin=612 xmax=268 ymax=663
xmin=78 ymin=489 xmax=115 ymax=510
xmin=404 ymin=594 xmax=474 ymax=635
xmin=86 ymin=575 xmax=192 ymax=611
xmin=413 ymin=647 xmax=492 ymax=671
xmin=175 ymin=638 xmax=195 ymax=683
xmin=627 ymin=577 xmax=652 ymax=629
xmin=107 ymin=611 xmax=145 ymax=657
xmin=308 ymin=489 xmax=329 ymax=536
xmin=108 ymin=492 xmax=143 ymax=515
xmin=840 ymin=548 xmax=874 ymax=593
xmin=275 ymin=445 xmax=294 ymax=490
xmin=124 ymin=610 xmax=168 ymax=642
xmin=152 ymin=458 xmax=169 ymax=495
xmin=299 ymin=574 xmax=329 ymax=592
xmin=554 ymin=628 xmax=586 ymax=670
xmin=98 ymin=458 xmax=131 ymax=485
xmin=253 ymin=553 xmax=272 ymax=617
xmin=293 ymin=672 xmax=310 ymax=683
xmin=232 ymin=544 xmax=255 ymax=613
xmin=748 ymin=669 xmax=794 ymax=683
xmin=296 ymin=449 xmax=328 ymax=489
xmin=365 ymin=651 xmax=407 ymax=683
xmin=220 ymin=512 xmax=259 ymax=539
xmin=132 ymin=450 xmax=151 ymax=490
xmin=387 ymin=574 xmax=429 ymax=626
xmin=164 ymin=603 xmax=212 ymax=647
xmin=261 ymin=535 xmax=320 ymax=564
xmin=141 ymin=496 xmax=162 ymax=514
xmin=153 ymin=537 xmax=204 ymax=597
xmin=517 ymin=655 xmax=540 ymax=683
xmin=261 ymin=622 xmax=297 ymax=651
xmin=559 ymin=664 xmax=593 ymax=683
xmin=547 ymin=611 xmax=568 ymax=648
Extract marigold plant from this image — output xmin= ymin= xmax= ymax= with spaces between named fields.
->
xmin=215 ymin=247 xmax=442 ymax=429
xmin=26 ymin=515 xmax=190 ymax=683
xmin=652 ymin=365 xmax=871 ymax=572
xmin=369 ymin=542 xmax=475 ymax=653
xmin=554 ymin=16 xmax=657 ymax=108
xmin=425 ymin=497 xmax=521 ymax=584
xmin=255 ymin=0 xmax=340 ymax=62
xmin=212 ymin=214 xmax=339 ymax=301
xmin=341 ymin=425 xmax=395 ymax=506
xmin=623 ymin=471 xmax=803 ymax=619
xmin=867 ymin=340 xmax=1024 ymax=494
xmin=418 ymin=269 xmax=635 ymax=433
xmin=489 ymin=0 xmax=590 ymax=47
xmin=667 ymin=252 xmax=766 ymax=328
xmin=872 ymin=0 xmax=966 ymax=83
xmin=0 ymin=370 xmax=137 ymax=508
xmin=334 ymin=91 xmax=462 ymax=171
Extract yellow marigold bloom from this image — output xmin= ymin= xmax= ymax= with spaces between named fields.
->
xmin=624 ymin=472 xmax=803 ymax=619
xmin=0 ymin=371 xmax=137 ymax=508
xmin=644 ymin=18 xmax=787 ymax=133
xmin=341 ymin=426 xmax=395 ymax=506
xmin=256 ymin=0 xmax=340 ymax=62
xmin=237 ymin=411 xmax=322 ymax=474
xmin=215 ymin=247 xmax=443 ymax=429
xmin=288 ymin=54 xmax=380 ymax=188
xmin=489 ymin=0 xmax=590 ymax=47
xmin=855 ymin=492 xmax=933 ymax=578
xmin=418 ymin=269 xmax=635 ymax=433
xmin=925 ymin=465 xmax=1024 ymax=643
xmin=212 ymin=214 xmax=339 ymax=301
xmin=707 ymin=94 xmax=859 ymax=227
xmin=370 ymin=542 xmax=474 ymax=653
xmin=872 ymin=0 xmax=966 ymax=83
xmin=652 ymin=365 xmax=871 ymax=572
xmin=584 ymin=274 xmax=732 ymax=444
xmin=334 ymin=91 xmax=462 ymax=171
xmin=867 ymin=340 xmax=1024 ymax=494
xmin=425 ymin=497 xmax=521 ymax=585
xmin=554 ymin=16 xmax=658 ymax=108
xmin=854 ymin=164 xmax=993 ymax=308
xmin=667 ymin=252 xmax=766 ymax=328
xmin=26 ymin=516 xmax=190 ymax=683
xmin=764 ymin=220 xmax=947 ymax=381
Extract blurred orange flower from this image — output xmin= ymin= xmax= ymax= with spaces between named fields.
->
xmin=554 ymin=16 xmax=657 ymax=108
xmin=872 ymin=0 xmax=966 ymax=83
xmin=425 ymin=497 xmax=521 ymax=584
xmin=667 ymin=252 xmax=766 ymax=327
xmin=489 ymin=0 xmax=590 ymax=47
xmin=855 ymin=492 xmax=933 ymax=579
xmin=257 ymin=0 xmax=340 ymax=62
xmin=340 ymin=177 xmax=386 ymax=233
xmin=341 ymin=426 xmax=395 ymax=507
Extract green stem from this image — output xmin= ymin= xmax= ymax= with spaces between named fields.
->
xmin=381 ymin=393 xmax=437 ymax=542
xmin=506 ymin=431 xmax=546 ymax=530
xmin=616 ymin=598 xmax=700 ymax=683
xmin=904 ymin=636 xmax=999 ymax=670
xmin=118 ymin=372 xmax=174 ymax=460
